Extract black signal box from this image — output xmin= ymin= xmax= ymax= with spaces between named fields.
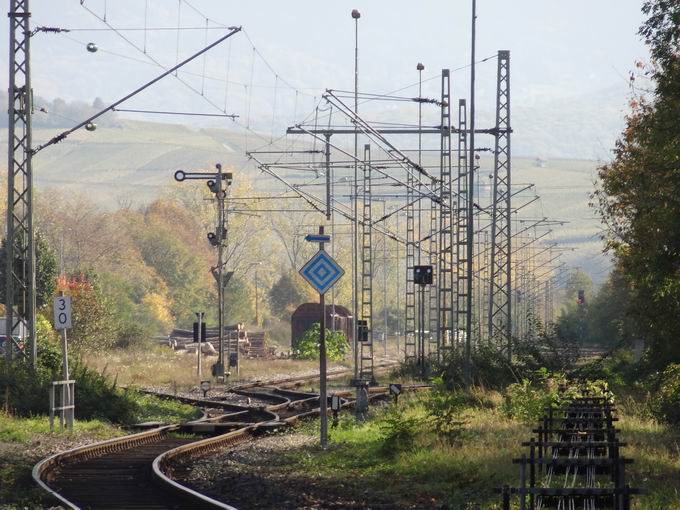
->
xmin=357 ymin=320 xmax=369 ymax=342
xmin=414 ymin=265 xmax=433 ymax=285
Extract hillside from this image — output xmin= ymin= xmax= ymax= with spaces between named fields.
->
xmin=0 ymin=120 xmax=606 ymax=279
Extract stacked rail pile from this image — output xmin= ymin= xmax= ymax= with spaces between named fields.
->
xmin=499 ymin=394 xmax=643 ymax=509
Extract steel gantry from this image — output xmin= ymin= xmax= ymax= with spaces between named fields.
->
xmin=6 ymin=0 xmax=36 ymax=366
xmin=358 ymin=144 xmax=375 ymax=383
xmin=488 ymin=50 xmax=512 ymax=358
xmin=437 ymin=69 xmax=454 ymax=359
xmin=455 ymin=99 xmax=470 ymax=352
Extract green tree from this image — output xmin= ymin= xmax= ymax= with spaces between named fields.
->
xmin=269 ymin=272 xmax=311 ymax=319
xmin=0 ymin=231 xmax=57 ymax=310
xmin=562 ymin=269 xmax=593 ymax=307
xmin=35 ymin=231 xmax=58 ymax=309
xmin=594 ymin=0 xmax=680 ymax=368
xmin=292 ymin=323 xmax=348 ymax=361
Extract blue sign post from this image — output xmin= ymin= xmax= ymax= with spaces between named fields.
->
xmin=300 ymin=226 xmax=344 ymax=449
xmin=299 ymin=250 xmax=344 ymax=295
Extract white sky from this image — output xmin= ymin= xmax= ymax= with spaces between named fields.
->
xmin=3 ymin=0 xmax=649 ymax=159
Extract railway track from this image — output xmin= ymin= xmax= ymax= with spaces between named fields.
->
xmin=33 ymin=377 xmax=418 ymax=510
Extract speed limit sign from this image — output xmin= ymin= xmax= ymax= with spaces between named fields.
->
xmin=53 ymin=296 xmax=72 ymax=330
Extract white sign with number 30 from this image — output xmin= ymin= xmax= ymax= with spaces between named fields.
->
xmin=53 ymin=296 xmax=72 ymax=330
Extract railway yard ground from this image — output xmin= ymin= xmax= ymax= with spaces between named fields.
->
xmin=176 ymin=390 xmax=680 ymax=510
xmin=0 ymin=371 xmax=678 ymax=508
xmin=82 ymin=344 xmax=365 ymax=390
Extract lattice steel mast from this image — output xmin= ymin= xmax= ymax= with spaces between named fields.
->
xmin=358 ymin=144 xmax=374 ymax=383
xmin=488 ymin=50 xmax=512 ymax=358
xmin=455 ymin=99 xmax=469 ymax=352
xmin=404 ymin=63 xmax=424 ymax=363
xmin=6 ymin=0 xmax=36 ymax=367
xmin=437 ymin=69 xmax=454 ymax=359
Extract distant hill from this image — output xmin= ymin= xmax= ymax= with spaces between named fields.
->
xmin=0 ymin=120 xmax=608 ymax=282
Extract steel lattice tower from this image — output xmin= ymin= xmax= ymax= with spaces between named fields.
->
xmin=455 ymin=99 xmax=469 ymax=351
xmin=427 ymin=195 xmax=438 ymax=358
xmin=404 ymin=155 xmax=416 ymax=362
xmin=488 ymin=50 xmax=512 ymax=357
xmin=6 ymin=0 xmax=36 ymax=367
xmin=437 ymin=69 xmax=454 ymax=358
xmin=359 ymin=144 xmax=374 ymax=382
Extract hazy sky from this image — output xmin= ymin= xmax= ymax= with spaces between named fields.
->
xmin=2 ymin=0 xmax=649 ymax=159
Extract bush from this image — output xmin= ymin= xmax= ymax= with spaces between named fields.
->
xmin=115 ymin=323 xmax=153 ymax=350
xmin=501 ymin=374 xmax=562 ymax=422
xmin=423 ymin=377 xmax=467 ymax=444
xmin=293 ymin=323 xmax=348 ymax=361
xmin=433 ymin=344 xmax=517 ymax=390
xmin=649 ymin=363 xmax=680 ymax=427
xmin=379 ymin=405 xmax=423 ymax=454
xmin=0 ymin=327 xmax=195 ymax=424
xmin=501 ymin=370 xmax=613 ymax=422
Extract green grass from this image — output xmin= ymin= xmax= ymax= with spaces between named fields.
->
xmin=279 ymin=390 xmax=680 ymax=509
xmin=0 ymin=411 xmax=123 ymax=509
xmin=0 ymin=411 xmax=119 ymax=443
xmin=617 ymin=398 xmax=680 ymax=509
xmin=129 ymin=392 xmax=201 ymax=423
xmin=286 ymin=392 xmax=528 ymax=509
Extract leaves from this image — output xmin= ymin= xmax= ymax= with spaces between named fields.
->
xmin=293 ymin=323 xmax=348 ymax=361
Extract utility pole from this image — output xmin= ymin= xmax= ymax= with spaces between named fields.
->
xmin=351 ymin=8 xmax=361 ymax=383
xmin=466 ymin=0 xmax=477 ymax=386
xmin=6 ymin=0 xmax=36 ymax=367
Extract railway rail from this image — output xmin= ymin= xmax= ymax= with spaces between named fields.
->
xmin=33 ymin=377 xmax=421 ymax=510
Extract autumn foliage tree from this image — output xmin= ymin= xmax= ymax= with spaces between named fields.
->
xmin=594 ymin=0 xmax=680 ymax=368
xmin=56 ymin=274 xmax=118 ymax=352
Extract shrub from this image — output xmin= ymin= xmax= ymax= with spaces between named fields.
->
xmin=501 ymin=370 xmax=613 ymax=422
xmin=423 ymin=377 xmax=467 ymax=443
xmin=649 ymin=363 xmax=680 ymax=427
xmin=293 ymin=323 xmax=348 ymax=361
xmin=502 ymin=376 xmax=561 ymax=422
xmin=379 ymin=405 xmax=423 ymax=454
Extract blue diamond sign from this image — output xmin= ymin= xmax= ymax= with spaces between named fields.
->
xmin=299 ymin=250 xmax=344 ymax=295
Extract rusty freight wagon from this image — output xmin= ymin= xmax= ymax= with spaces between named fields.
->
xmin=291 ymin=303 xmax=353 ymax=351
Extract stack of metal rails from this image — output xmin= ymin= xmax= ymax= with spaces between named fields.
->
xmin=498 ymin=393 xmax=643 ymax=509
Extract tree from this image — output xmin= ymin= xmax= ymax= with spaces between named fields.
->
xmin=35 ymin=232 xmax=58 ymax=309
xmin=56 ymin=274 xmax=118 ymax=352
xmin=269 ymin=272 xmax=314 ymax=320
xmin=0 ymin=230 xmax=57 ymax=310
xmin=562 ymin=269 xmax=593 ymax=306
xmin=594 ymin=0 xmax=680 ymax=368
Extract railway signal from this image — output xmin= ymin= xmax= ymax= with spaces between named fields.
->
xmin=194 ymin=312 xmax=206 ymax=378
xmin=331 ymin=393 xmax=341 ymax=427
xmin=300 ymin=226 xmax=344 ymax=449
xmin=200 ymin=380 xmax=211 ymax=398
xmin=175 ymin=164 xmax=233 ymax=381
xmin=389 ymin=383 xmax=402 ymax=404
